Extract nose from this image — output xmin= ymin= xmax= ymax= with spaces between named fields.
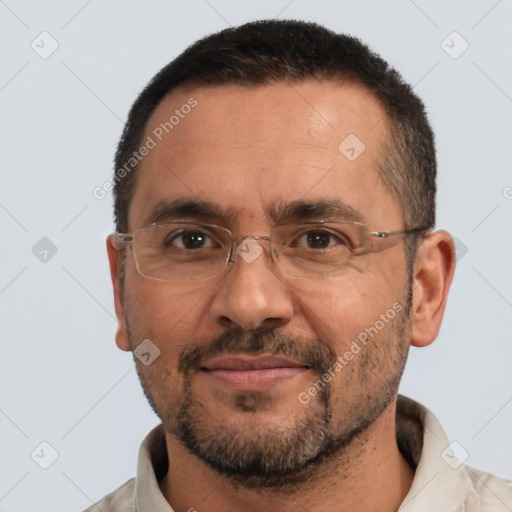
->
xmin=209 ymin=237 xmax=295 ymax=330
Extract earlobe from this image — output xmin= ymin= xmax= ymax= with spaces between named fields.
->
xmin=410 ymin=231 xmax=456 ymax=348
xmin=106 ymin=234 xmax=132 ymax=352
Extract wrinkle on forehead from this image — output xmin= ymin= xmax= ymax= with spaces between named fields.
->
xmin=129 ymin=81 xmax=400 ymax=233
xmin=143 ymin=81 xmax=388 ymax=147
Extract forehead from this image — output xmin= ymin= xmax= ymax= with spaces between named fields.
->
xmin=128 ymin=80 xmax=401 ymax=231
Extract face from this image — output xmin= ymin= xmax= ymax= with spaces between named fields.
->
xmin=113 ymin=81 xmax=413 ymax=487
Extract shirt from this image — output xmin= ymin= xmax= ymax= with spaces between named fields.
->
xmin=84 ymin=395 xmax=512 ymax=511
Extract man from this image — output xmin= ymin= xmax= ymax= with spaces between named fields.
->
xmin=94 ymin=19 xmax=511 ymax=512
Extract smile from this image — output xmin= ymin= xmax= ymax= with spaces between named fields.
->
xmin=200 ymin=354 xmax=309 ymax=390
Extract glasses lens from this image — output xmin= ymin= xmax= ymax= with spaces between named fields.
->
xmin=271 ymin=222 xmax=370 ymax=278
xmin=129 ymin=221 xmax=373 ymax=282
xmin=133 ymin=223 xmax=230 ymax=281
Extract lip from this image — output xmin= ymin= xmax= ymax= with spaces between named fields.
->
xmin=200 ymin=355 xmax=309 ymax=390
xmin=202 ymin=354 xmax=308 ymax=371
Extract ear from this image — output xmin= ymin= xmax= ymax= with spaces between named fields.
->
xmin=410 ymin=230 xmax=456 ymax=348
xmin=106 ymin=234 xmax=132 ymax=352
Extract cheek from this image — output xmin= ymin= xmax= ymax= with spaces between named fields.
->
xmin=291 ymin=264 xmax=406 ymax=353
xmin=125 ymin=272 xmax=212 ymax=355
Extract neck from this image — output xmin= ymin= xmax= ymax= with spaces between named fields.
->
xmin=158 ymin=399 xmax=415 ymax=512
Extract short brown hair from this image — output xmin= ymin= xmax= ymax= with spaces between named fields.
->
xmin=113 ymin=19 xmax=435 ymax=251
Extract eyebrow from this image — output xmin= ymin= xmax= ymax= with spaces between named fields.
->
xmin=141 ymin=197 xmax=366 ymax=228
xmin=142 ymin=198 xmax=228 ymax=226
xmin=267 ymin=199 xmax=366 ymax=225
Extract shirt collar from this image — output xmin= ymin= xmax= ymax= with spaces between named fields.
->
xmin=396 ymin=395 xmax=475 ymax=511
xmin=134 ymin=421 xmax=173 ymax=511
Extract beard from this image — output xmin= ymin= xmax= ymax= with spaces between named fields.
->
xmin=127 ymin=294 xmax=412 ymax=490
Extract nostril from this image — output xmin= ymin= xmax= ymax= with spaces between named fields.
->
xmin=218 ymin=315 xmax=237 ymax=328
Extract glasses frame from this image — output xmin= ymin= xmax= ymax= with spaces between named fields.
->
xmin=114 ymin=220 xmax=429 ymax=282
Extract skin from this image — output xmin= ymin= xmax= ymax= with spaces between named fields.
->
xmin=107 ymin=81 xmax=456 ymax=512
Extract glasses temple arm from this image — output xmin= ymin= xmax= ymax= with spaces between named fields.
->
xmin=115 ymin=233 xmax=134 ymax=243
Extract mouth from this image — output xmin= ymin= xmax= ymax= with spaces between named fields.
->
xmin=200 ymin=354 xmax=310 ymax=390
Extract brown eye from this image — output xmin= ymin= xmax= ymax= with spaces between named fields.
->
xmin=167 ymin=230 xmax=212 ymax=250
xmin=296 ymin=230 xmax=348 ymax=249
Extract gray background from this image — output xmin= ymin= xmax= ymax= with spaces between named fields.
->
xmin=0 ymin=0 xmax=511 ymax=510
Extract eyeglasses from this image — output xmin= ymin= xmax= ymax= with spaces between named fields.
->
xmin=114 ymin=221 xmax=427 ymax=282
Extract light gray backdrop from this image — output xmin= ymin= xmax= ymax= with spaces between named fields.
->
xmin=1 ymin=1 xmax=511 ymax=511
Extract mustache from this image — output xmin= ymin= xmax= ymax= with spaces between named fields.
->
xmin=178 ymin=326 xmax=337 ymax=375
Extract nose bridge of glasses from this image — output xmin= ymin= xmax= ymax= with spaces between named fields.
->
xmin=228 ymin=235 xmax=274 ymax=265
